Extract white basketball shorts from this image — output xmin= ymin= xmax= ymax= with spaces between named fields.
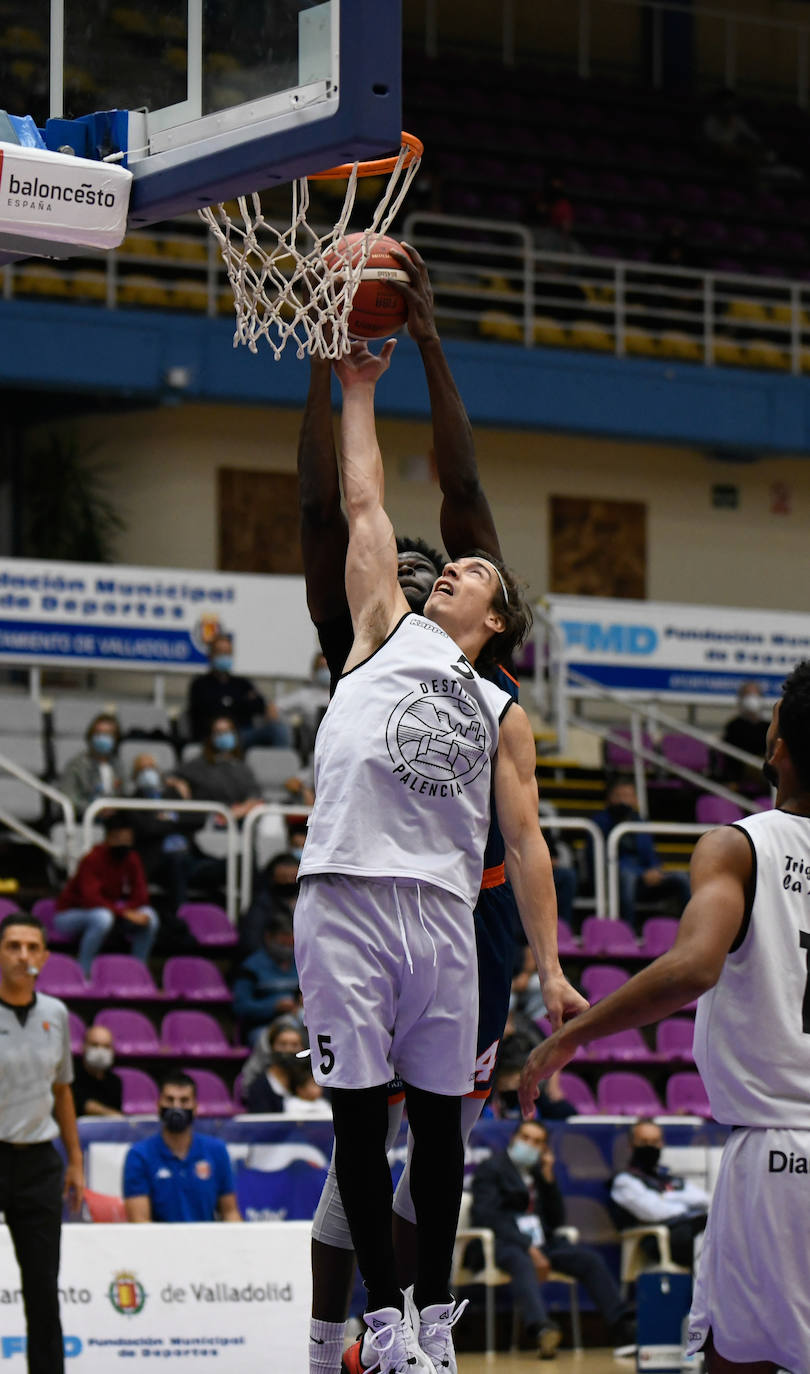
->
xmin=685 ymin=1125 xmax=810 ymax=1371
xmin=294 ymin=873 xmax=478 ymax=1096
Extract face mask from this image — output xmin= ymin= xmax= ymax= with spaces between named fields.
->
xmin=314 ymin=667 xmax=331 ymax=687
xmin=740 ymin=694 xmax=763 ymax=719
xmin=271 ymin=1051 xmax=299 ymax=1073
xmin=289 ymin=847 xmax=304 ymax=862
xmin=91 ymin=733 xmax=115 ymax=755
xmin=136 ymin=768 xmax=161 ymax=792
xmin=607 ymin=802 xmax=635 ymax=822
xmin=266 ymin=939 xmax=293 ymax=963
xmin=213 ymin=731 xmax=236 ymax=753
xmin=108 ymin=844 xmax=132 ymax=862
xmin=499 ymin=1089 xmax=520 ymax=1113
xmin=160 ymin=1106 xmax=194 ymax=1134
xmin=763 ymin=757 xmax=779 ymax=788
xmin=631 ymin=1145 xmax=661 ymax=1173
xmin=84 ymin=1046 xmax=113 ymax=1071
xmin=272 ymin=883 xmax=299 ymax=903
xmin=508 ymin=1139 xmax=541 ymax=1169
xmin=212 ymin=654 xmax=232 ymax=673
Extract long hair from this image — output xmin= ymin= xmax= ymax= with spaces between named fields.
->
xmin=461 ymin=548 xmax=533 ymax=674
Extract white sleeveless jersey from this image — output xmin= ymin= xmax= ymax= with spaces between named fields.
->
xmin=298 ymin=613 xmax=514 ymax=907
xmin=693 ymin=809 xmax=810 ymax=1127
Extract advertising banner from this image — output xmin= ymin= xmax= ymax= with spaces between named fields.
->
xmin=547 ymin=594 xmax=810 ymax=697
xmin=0 ymin=557 xmax=314 ymax=678
xmin=0 ymin=1221 xmax=311 ymax=1370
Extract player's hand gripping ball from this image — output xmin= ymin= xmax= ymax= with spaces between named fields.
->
xmin=325 ymin=232 xmax=409 ymax=340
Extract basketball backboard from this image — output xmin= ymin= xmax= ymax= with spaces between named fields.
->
xmin=0 ymin=0 xmax=403 ymax=227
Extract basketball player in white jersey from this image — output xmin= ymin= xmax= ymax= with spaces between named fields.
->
xmin=295 ymin=339 xmax=584 ymax=1374
xmin=520 ymin=660 xmax=810 ymax=1372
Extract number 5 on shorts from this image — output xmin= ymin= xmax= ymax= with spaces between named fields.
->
xmin=318 ymin=1034 xmax=335 ymax=1075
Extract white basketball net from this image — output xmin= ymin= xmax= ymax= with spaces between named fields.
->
xmin=199 ymin=138 xmax=422 ymax=360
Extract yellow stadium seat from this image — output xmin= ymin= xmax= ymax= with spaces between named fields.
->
xmin=726 ymin=298 xmax=768 ymax=323
xmin=162 ymin=236 xmax=208 ymax=264
xmin=624 ymin=327 xmax=658 ymax=357
xmin=713 ymin=338 xmax=745 ymax=367
xmin=569 ymin=319 xmax=613 ymax=352
xmin=0 ymin=25 xmax=45 ymax=52
xmin=768 ymin=303 xmax=810 ymax=329
xmin=532 ymin=315 xmax=568 ymax=347
xmin=744 ymin=338 xmax=789 ymax=370
xmin=479 ymin=311 xmax=523 ymax=343
xmin=71 ymin=270 xmax=108 ymax=302
xmin=657 ymin=331 xmax=703 ymax=362
xmin=111 ymin=7 xmax=150 ymax=35
xmin=118 ymin=233 xmax=162 ymax=258
xmin=14 ymin=264 xmax=70 ymax=298
xmin=118 ymin=275 xmax=173 ymax=308
xmin=170 ymin=281 xmax=210 ymax=312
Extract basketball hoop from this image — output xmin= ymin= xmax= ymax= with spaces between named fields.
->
xmin=198 ymin=133 xmax=423 ymax=360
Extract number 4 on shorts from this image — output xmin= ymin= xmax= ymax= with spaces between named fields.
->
xmin=474 ymin=1039 xmax=499 ymax=1087
xmin=317 ymin=1034 xmax=335 ymax=1075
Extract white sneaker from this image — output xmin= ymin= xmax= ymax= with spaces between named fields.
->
xmin=404 ymin=1287 xmax=468 ymax=1374
xmin=361 ymin=1305 xmax=432 ymax=1374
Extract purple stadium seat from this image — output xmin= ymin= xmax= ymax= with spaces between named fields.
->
xmin=68 ymin=1011 xmax=86 ymax=1055
xmin=559 ymin=1073 xmax=597 ymax=1115
xmin=604 ymin=729 xmax=654 ymax=770
xmin=660 ymin=733 xmax=710 ymax=773
xmin=162 ymin=1010 xmax=246 ymax=1058
xmin=596 ymin=1071 xmax=664 ymax=1116
xmin=573 ymin=202 xmax=608 ymax=228
xmin=639 ymin=917 xmax=680 ymax=957
xmin=587 ymin=1029 xmax=653 ymax=1062
xmin=87 ymin=955 xmax=161 ymax=999
xmin=178 ymin=903 xmax=238 ymax=948
xmin=534 ymin=1017 xmax=587 ymax=1058
xmin=162 ymin=957 xmax=230 ymax=1002
xmin=580 ymin=917 xmax=639 ymax=957
xmin=32 ymin=896 xmax=70 ymax=946
xmin=753 ymin=794 xmax=773 ymax=811
xmin=695 ymin=795 xmax=744 ymax=825
xmin=94 ymin=1009 xmax=162 ymax=1056
xmin=665 ymin=1071 xmax=711 ymax=1117
xmin=557 ymin=919 xmax=580 ymax=956
xmin=581 ymin=965 xmax=630 ymax=1003
xmin=183 ymin=1067 xmax=237 ymax=1117
xmin=656 ymin=1019 xmax=695 ymax=1061
xmin=117 ymin=1067 xmax=159 ymax=1114
xmin=0 ymin=898 xmax=21 ymax=919
xmin=36 ymin=953 xmax=87 ymax=998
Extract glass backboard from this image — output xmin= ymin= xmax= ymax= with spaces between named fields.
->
xmin=0 ymin=0 xmax=403 ymax=225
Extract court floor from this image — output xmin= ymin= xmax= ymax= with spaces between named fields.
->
xmin=458 ymin=1352 xmax=635 ymax=1372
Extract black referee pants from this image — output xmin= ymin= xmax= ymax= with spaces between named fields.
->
xmin=0 ymin=1142 xmax=64 ymax=1374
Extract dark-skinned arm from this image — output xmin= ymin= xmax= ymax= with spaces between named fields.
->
xmin=519 ymin=825 xmax=752 ymax=1115
xmin=296 ymin=356 xmax=350 ymax=623
xmin=392 ymin=243 xmax=500 ymax=560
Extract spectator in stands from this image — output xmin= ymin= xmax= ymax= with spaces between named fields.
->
xmin=539 ymin=805 xmax=579 ymax=929
xmin=244 ymin=1023 xmax=328 ymax=1117
xmin=71 ymin=1024 xmax=123 ymax=1118
xmin=531 ymin=176 xmax=582 ymax=256
xmin=717 ymin=680 xmax=770 ymax=789
xmin=54 ymin=812 xmax=160 ymax=975
xmin=702 ymin=88 xmax=803 ymax=186
xmin=187 ymin=633 xmax=291 ymax=748
xmin=238 ymin=1014 xmax=304 ymax=1102
xmin=123 ymin=1070 xmax=241 ymax=1222
xmin=484 ymin=1061 xmax=575 ymax=1124
xmin=610 ymin=1117 xmax=709 ymax=1270
xmin=128 ymin=751 xmax=205 ymax=913
xmin=176 ymin=715 xmax=265 ymax=819
xmin=275 ymin=651 xmax=330 ymax=762
xmin=237 ymin=850 xmax=299 ymax=958
xmin=232 ymin=913 xmax=300 ymax=1045
xmin=472 ymin=1121 xmax=633 ymax=1358
xmin=592 ymin=778 xmax=690 ymax=930
xmin=59 ymin=712 xmax=124 ymax=817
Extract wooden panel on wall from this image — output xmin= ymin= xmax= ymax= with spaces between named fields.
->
xmin=218 ymin=468 xmax=304 ymax=574
xmin=550 ymin=495 xmax=646 ymax=598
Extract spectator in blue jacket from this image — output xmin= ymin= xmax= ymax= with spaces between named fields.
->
xmin=232 ymin=914 xmax=300 ymax=1044
xmin=592 ymin=778 xmax=690 ymax=930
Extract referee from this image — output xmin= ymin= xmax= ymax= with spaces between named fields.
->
xmin=0 ymin=913 xmax=84 ymax=1373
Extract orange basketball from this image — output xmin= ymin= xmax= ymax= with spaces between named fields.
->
xmin=327 ymin=232 xmax=409 ymax=340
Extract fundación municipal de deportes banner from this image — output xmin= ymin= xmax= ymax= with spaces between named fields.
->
xmin=0 ymin=557 xmax=314 ymax=679
xmin=547 ymin=594 xmax=810 ymax=697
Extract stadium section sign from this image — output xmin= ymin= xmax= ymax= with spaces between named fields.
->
xmin=0 ymin=557 xmax=314 ymax=678
xmin=548 ymin=594 xmax=810 ymax=696
xmin=0 ymin=1221 xmax=311 ymax=1369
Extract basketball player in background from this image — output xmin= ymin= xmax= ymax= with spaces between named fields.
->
xmin=520 ymin=660 xmax=810 ymax=1372
xmin=297 ymin=247 xmax=585 ymax=1374
xmin=295 ymin=338 xmax=584 ymax=1374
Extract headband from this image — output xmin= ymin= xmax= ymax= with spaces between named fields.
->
xmin=477 ymin=558 xmax=510 ymax=606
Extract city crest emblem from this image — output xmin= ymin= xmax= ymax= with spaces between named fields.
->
xmin=108 ymin=1271 xmax=147 ymax=1316
xmin=386 ymin=683 xmax=489 ymax=793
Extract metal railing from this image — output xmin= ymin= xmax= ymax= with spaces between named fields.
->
xmin=606 ymin=820 xmax=712 ymax=919
xmin=0 ymin=754 xmax=76 ymax=863
xmin=82 ymin=797 xmax=240 ymax=923
xmin=240 ymin=802 xmax=312 ymax=912
xmin=542 ymin=816 xmax=607 ymax=920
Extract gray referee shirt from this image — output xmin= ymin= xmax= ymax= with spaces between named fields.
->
xmin=0 ymin=993 xmax=73 ymax=1143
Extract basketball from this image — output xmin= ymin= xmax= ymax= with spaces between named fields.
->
xmin=327 ymin=232 xmax=410 ymax=340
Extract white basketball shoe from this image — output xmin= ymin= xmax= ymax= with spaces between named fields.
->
xmin=403 ymin=1287 xmax=468 ymax=1374
xmin=359 ymin=1304 xmax=433 ymax=1374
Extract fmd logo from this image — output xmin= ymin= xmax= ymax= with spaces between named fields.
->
xmin=560 ymin=620 xmax=659 ymax=655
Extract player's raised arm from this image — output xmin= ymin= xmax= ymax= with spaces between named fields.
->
xmin=518 ymin=824 xmax=751 ymax=1114
xmin=494 ymin=703 xmax=589 ymax=1031
xmin=391 ymin=243 xmax=501 ymax=560
xmin=333 ymin=341 xmax=409 ymax=668
xmin=296 ymin=356 xmax=349 ymax=624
